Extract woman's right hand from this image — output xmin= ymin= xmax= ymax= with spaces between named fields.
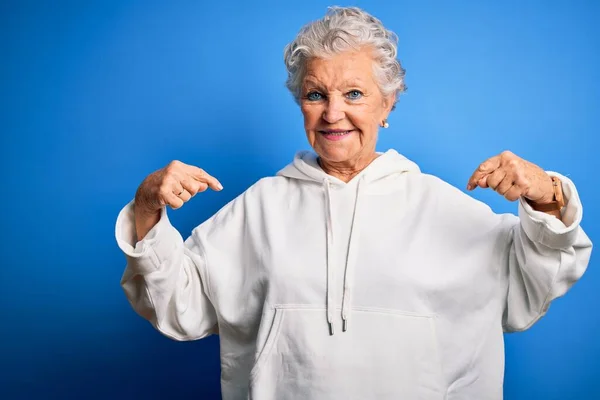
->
xmin=133 ymin=160 xmax=223 ymax=240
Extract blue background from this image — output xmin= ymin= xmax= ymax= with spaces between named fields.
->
xmin=1 ymin=0 xmax=598 ymax=398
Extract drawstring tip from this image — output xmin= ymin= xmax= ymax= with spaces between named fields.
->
xmin=328 ymin=321 xmax=335 ymax=336
xmin=342 ymin=318 xmax=348 ymax=332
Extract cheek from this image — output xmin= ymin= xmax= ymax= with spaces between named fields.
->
xmin=349 ymin=106 xmax=379 ymax=130
xmin=301 ymin=106 xmax=321 ymax=127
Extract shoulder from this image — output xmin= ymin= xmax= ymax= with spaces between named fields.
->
xmin=410 ymin=172 xmax=513 ymax=228
xmin=191 ymin=177 xmax=286 ymax=234
xmin=243 ymin=175 xmax=295 ymax=199
xmin=213 ymin=175 xmax=297 ymax=218
xmin=414 ymin=172 xmax=485 ymax=206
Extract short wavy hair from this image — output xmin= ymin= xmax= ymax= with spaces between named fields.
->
xmin=283 ymin=6 xmax=406 ymax=109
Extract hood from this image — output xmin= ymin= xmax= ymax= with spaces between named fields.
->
xmin=275 ymin=149 xmax=421 ymax=336
xmin=277 ymin=149 xmax=420 ymax=185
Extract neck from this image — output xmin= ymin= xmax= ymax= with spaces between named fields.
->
xmin=318 ymin=153 xmax=379 ymax=183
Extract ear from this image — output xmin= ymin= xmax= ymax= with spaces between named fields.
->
xmin=381 ymin=93 xmax=396 ymax=118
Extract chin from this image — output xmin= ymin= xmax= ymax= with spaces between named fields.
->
xmin=316 ymin=146 xmax=357 ymax=163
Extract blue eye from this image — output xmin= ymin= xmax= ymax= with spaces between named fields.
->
xmin=306 ymin=92 xmax=323 ymax=101
xmin=347 ymin=90 xmax=363 ymax=100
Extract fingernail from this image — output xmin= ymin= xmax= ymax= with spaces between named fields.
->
xmin=217 ymin=183 xmax=223 ymax=190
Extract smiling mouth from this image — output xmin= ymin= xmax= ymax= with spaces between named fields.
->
xmin=319 ymin=129 xmax=354 ymax=136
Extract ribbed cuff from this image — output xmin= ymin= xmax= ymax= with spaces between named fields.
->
xmin=115 ymin=200 xmax=183 ymax=272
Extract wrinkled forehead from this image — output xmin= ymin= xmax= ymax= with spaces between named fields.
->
xmin=302 ymin=50 xmax=377 ymax=90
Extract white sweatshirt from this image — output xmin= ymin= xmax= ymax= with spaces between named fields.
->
xmin=116 ymin=149 xmax=592 ymax=400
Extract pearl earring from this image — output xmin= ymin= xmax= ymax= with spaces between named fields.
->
xmin=382 ymin=120 xmax=389 ymax=128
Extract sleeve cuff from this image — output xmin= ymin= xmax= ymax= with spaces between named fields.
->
xmin=115 ymin=200 xmax=184 ymax=269
xmin=518 ymin=171 xmax=583 ymax=249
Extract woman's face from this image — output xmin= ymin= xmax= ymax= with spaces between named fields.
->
xmin=300 ymin=49 xmax=394 ymax=167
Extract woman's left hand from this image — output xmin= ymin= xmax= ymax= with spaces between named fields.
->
xmin=467 ymin=150 xmax=554 ymax=205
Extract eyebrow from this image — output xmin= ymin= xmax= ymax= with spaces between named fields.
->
xmin=302 ymin=76 xmax=323 ymax=88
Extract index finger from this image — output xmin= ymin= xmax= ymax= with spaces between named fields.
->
xmin=185 ymin=165 xmax=223 ymax=191
xmin=467 ymin=155 xmax=501 ymax=190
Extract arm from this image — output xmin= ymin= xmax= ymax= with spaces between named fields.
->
xmin=502 ymin=172 xmax=593 ymax=332
xmin=116 ymin=200 xmax=218 ymax=341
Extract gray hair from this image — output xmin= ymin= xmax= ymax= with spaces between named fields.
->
xmin=283 ymin=6 xmax=406 ymax=108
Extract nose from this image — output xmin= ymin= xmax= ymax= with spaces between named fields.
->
xmin=322 ymin=96 xmax=346 ymax=124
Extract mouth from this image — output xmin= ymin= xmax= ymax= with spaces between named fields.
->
xmin=319 ymin=129 xmax=354 ymax=140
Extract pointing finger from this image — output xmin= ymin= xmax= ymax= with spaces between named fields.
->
xmin=186 ymin=165 xmax=223 ymax=191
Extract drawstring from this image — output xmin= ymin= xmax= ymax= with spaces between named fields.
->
xmin=323 ymin=178 xmax=335 ymax=335
xmin=341 ymin=176 xmax=364 ymax=332
xmin=322 ymin=175 xmax=365 ymax=335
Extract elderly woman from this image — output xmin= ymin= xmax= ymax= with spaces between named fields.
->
xmin=115 ymin=6 xmax=592 ymax=400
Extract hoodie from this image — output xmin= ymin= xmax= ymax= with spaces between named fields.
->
xmin=116 ymin=149 xmax=592 ymax=400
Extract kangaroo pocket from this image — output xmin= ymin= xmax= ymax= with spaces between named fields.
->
xmin=248 ymin=305 xmax=445 ymax=400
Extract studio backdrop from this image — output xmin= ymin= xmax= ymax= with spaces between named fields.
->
xmin=1 ymin=1 xmax=598 ymax=399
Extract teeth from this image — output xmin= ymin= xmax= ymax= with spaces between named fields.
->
xmin=326 ymin=131 xmax=349 ymax=136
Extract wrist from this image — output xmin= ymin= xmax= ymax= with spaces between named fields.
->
xmin=134 ymin=195 xmax=161 ymax=216
xmin=134 ymin=202 xmax=162 ymax=241
xmin=527 ymin=176 xmax=565 ymax=219
xmin=135 ymin=203 xmax=160 ymax=218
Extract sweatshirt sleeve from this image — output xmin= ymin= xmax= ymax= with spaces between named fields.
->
xmin=502 ymin=172 xmax=593 ymax=332
xmin=115 ymin=200 xmax=218 ymax=341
